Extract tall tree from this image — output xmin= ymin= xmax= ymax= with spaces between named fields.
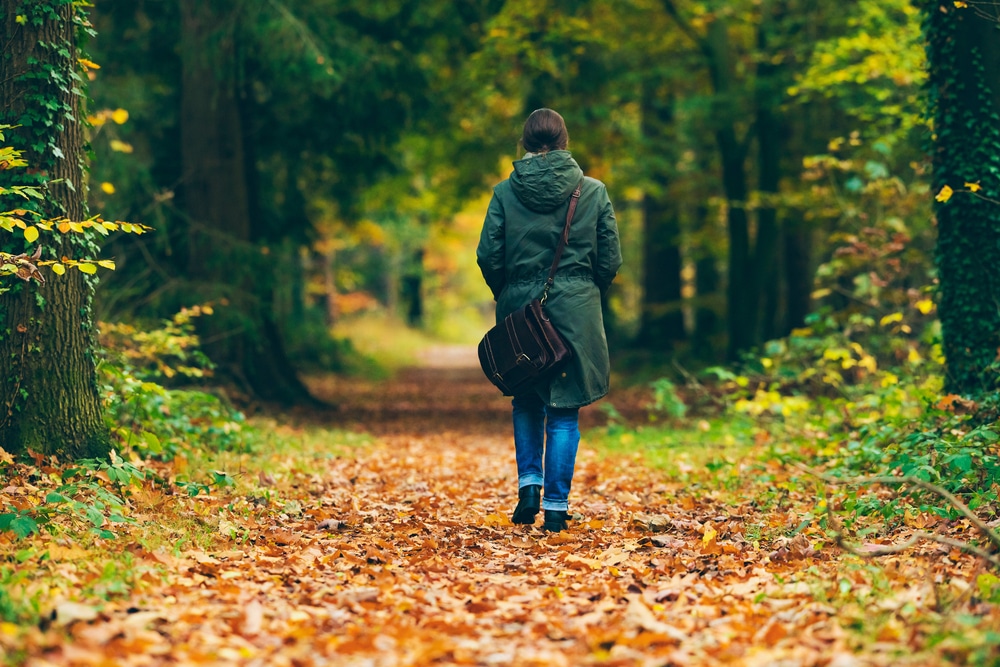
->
xmin=0 ymin=1 xmax=112 ymax=454
xmin=636 ymin=80 xmax=686 ymax=347
xmin=924 ymin=1 xmax=1000 ymax=395
xmin=177 ymin=0 xmax=315 ymax=404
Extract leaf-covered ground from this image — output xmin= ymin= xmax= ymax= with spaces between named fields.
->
xmin=2 ymin=347 xmax=994 ymax=666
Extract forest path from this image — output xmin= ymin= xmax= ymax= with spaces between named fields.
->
xmin=37 ymin=349 xmax=900 ymax=666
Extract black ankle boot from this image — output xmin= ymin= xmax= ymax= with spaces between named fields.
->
xmin=511 ymin=485 xmax=541 ymax=524
xmin=542 ymin=509 xmax=569 ymax=532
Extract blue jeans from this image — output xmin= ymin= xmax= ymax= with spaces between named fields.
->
xmin=512 ymin=394 xmax=580 ymax=512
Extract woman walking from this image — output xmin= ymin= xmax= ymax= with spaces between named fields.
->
xmin=477 ymin=108 xmax=622 ymax=532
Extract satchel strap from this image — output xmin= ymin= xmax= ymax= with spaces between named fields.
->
xmin=541 ymin=180 xmax=583 ymax=305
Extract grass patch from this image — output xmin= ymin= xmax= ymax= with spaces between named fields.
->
xmin=333 ymin=313 xmax=446 ymax=373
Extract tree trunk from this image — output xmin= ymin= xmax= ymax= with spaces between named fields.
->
xmin=718 ymin=128 xmax=751 ymax=360
xmin=324 ymin=248 xmax=338 ymax=327
xmin=178 ymin=0 xmax=317 ymax=405
xmin=752 ymin=11 xmax=785 ymax=343
xmin=699 ymin=19 xmax=754 ymax=360
xmin=783 ymin=222 xmax=811 ymax=332
xmin=0 ymin=1 xmax=111 ymax=456
xmin=637 ymin=84 xmax=685 ymax=348
xmin=693 ymin=205 xmax=721 ymax=361
xmin=926 ymin=2 xmax=1000 ymax=395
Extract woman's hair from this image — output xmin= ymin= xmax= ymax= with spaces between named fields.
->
xmin=520 ymin=108 xmax=569 ymax=153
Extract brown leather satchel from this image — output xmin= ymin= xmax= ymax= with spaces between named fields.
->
xmin=478 ymin=181 xmax=582 ymax=396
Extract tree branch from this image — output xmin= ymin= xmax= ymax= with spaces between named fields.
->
xmin=660 ymin=0 xmax=715 ymax=66
xmin=796 ymin=465 xmax=1000 ymax=566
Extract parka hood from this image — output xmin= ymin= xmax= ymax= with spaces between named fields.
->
xmin=509 ymin=150 xmax=584 ymax=213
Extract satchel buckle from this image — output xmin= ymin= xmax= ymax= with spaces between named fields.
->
xmin=515 ymin=353 xmax=531 ymax=365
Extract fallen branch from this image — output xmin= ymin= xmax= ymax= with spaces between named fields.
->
xmin=795 ymin=465 xmax=1000 ymax=568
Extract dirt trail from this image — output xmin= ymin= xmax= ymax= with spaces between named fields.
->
xmin=28 ymin=349 xmax=923 ymax=666
xmin=303 ymin=345 xmax=610 ymax=436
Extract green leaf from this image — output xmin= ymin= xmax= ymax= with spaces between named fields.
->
xmin=84 ymin=507 xmax=104 ymax=527
xmin=10 ymin=516 xmax=38 ymax=538
xmin=142 ymin=431 xmax=162 ymax=453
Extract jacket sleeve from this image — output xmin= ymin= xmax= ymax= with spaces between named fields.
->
xmin=594 ymin=185 xmax=622 ymax=294
xmin=477 ymin=190 xmax=506 ymax=300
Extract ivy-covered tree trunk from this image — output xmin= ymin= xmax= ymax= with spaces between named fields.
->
xmin=0 ymin=1 xmax=111 ymax=455
xmin=924 ymin=2 xmax=1000 ymax=395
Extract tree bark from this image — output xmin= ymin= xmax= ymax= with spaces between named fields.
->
xmin=178 ymin=0 xmax=318 ymax=405
xmin=0 ymin=1 xmax=112 ymax=456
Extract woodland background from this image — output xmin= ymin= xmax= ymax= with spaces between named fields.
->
xmin=3 ymin=0 xmax=1000 ymax=665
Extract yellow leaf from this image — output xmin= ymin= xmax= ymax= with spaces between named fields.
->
xmin=87 ymin=114 xmax=106 ymax=127
xmin=702 ymin=524 xmax=717 ymax=544
xmin=965 ymin=181 xmax=981 ymax=192
xmin=51 ymin=263 xmax=65 ymax=275
xmin=96 ymin=260 xmax=116 ymax=270
xmin=23 ymin=226 xmax=38 ymax=243
xmin=100 ymin=182 xmax=115 ymax=195
xmin=102 ymin=221 xmax=119 ymax=231
xmin=111 ymin=108 xmax=129 ymax=125
xmin=78 ymin=58 xmax=100 ymax=70
xmin=935 ymin=185 xmax=954 ymax=202
xmin=109 ymin=140 xmax=133 ymax=154
xmin=858 ymin=355 xmax=878 ymax=373
xmin=69 ymin=222 xmax=85 ymax=233
xmin=879 ymin=312 xmax=904 ymax=326
xmin=954 ymin=1 xmax=968 ymax=6
xmin=76 ymin=263 xmax=97 ymax=274
xmin=57 ymin=221 xmax=71 ymax=233
xmin=908 ymin=348 xmax=923 ymax=364
xmin=916 ymin=299 xmax=935 ymax=315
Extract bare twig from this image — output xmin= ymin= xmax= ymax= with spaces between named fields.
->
xmin=795 ymin=464 xmax=1000 ymax=567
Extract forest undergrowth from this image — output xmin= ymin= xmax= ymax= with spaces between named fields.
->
xmin=1 ymin=312 xmax=1000 ymax=665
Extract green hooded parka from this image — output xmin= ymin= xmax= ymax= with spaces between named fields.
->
xmin=477 ymin=150 xmax=622 ymax=408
